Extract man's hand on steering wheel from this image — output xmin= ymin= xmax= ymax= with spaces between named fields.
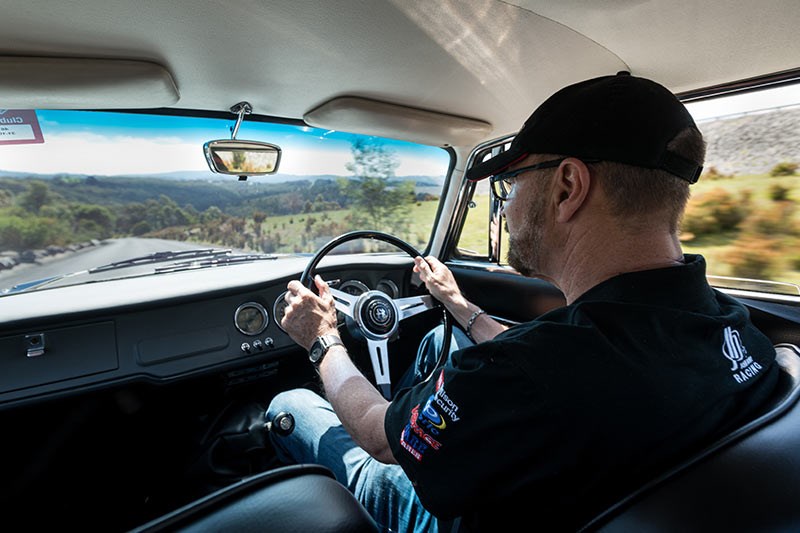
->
xmin=281 ymin=275 xmax=339 ymax=351
xmin=279 ymin=231 xmax=453 ymax=399
xmin=413 ymin=255 xmax=467 ymax=313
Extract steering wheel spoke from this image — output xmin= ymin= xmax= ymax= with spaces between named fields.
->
xmin=396 ymin=294 xmax=439 ymax=321
xmin=367 ymin=338 xmax=392 ymax=399
xmin=329 ymin=287 xmax=358 ymax=319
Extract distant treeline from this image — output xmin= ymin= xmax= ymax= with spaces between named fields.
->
xmin=0 ymin=175 xmax=440 ymax=251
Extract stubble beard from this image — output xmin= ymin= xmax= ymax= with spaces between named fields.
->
xmin=506 ymin=193 xmax=546 ymax=278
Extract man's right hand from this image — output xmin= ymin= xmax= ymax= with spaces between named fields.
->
xmin=413 ymin=255 xmax=467 ymax=312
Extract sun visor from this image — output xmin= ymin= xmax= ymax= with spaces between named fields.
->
xmin=0 ymin=56 xmax=179 ymax=109
xmin=304 ymin=96 xmax=492 ymax=147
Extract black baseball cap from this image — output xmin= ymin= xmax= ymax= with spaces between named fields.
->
xmin=466 ymin=72 xmax=703 ymax=183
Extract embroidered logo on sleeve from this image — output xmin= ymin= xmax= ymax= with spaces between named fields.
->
xmin=399 ymin=369 xmax=462 ymax=462
xmin=722 ymin=326 xmax=763 ymax=384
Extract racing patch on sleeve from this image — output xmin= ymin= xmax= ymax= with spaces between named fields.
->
xmin=399 ymin=369 xmax=462 ymax=462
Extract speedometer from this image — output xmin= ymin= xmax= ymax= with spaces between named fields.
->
xmin=339 ymin=279 xmax=369 ymax=295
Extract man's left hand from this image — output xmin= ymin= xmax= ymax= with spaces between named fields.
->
xmin=281 ymin=275 xmax=339 ymax=350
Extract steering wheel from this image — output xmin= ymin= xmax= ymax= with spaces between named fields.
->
xmin=299 ymin=230 xmax=452 ymax=399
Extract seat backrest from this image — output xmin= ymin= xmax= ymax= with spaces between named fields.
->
xmin=581 ymin=343 xmax=800 ymax=533
xmin=130 ymin=463 xmax=379 ymax=532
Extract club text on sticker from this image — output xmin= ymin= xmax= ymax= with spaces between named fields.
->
xmin=0 ymin=110 xmax=45 ymax=146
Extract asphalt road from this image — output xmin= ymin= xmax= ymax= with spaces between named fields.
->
xmin=0 ymin=237 xmax=218 ymax=291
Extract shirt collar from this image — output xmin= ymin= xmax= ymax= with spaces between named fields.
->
xmin=574 ymin=254 xmax=716 ymax=310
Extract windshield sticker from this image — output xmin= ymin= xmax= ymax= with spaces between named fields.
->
xmin=0 ymin=110 xmax=44 ymax=145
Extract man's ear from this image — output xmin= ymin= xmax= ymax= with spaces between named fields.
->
xmin=553 ymin=158 xmax=592 ymax=223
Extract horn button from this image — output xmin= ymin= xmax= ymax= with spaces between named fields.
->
xmin=358 ymin=293 xmax=397 ymax=336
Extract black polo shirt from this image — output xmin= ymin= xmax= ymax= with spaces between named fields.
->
xmin=384 ymin=255 xmax=779 ymax=531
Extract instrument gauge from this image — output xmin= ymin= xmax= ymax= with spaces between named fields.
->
xmin=234 ymin=302 xmax=269 ymax=336
xmin=376 ymin=279 xmax=399 ymax=298
xmin=273 ymin=291 xmax=289 ymax=333
xmin=339 ymin=279 xmax=369 ymax=295
xmin=336 ymin=280 xmax=368 ymax=326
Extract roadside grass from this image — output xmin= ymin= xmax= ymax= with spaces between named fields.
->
xmin=682 ymin=173 xmax=800 ymax=285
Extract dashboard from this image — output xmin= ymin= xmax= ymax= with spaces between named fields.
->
xmin=0 ymin=254 xmax=419 ymax=410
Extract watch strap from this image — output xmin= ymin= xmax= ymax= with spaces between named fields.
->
xmin=309 ymin=334 xmax=344 ymax=365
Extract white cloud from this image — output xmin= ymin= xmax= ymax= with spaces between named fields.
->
xmin=1 ymin=132 xmax=207 ymax=175
xmin=0 ymin=131 xmax=451 ymax=177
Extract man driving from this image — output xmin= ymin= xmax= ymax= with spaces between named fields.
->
xmin=267 ymin=72 xmax=779 ymax=532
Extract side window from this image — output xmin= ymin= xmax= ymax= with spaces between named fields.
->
xmin=682 ymin=83 xmax=800 ymax=294
xmin=455 ymin=174 xmax=491 ymax=257
xmin=457 ymin=82 xmax=800 ymax=296
xmin=455 ymin=141 xmax=510 ymax=263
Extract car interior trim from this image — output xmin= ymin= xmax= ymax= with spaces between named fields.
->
xmin=304 ymin=96 xmax=493 ymax=148
xmin=0 ymin=56 xmax=179 ymax=109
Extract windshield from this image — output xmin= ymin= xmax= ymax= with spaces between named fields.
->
xmin=0 ymin=110 xmax=451 ymax=294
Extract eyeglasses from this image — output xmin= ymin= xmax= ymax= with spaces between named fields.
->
xmin=489 ymin=158 xmax=599 ymax=201
xmin=489 ymin=158 xmax=566 ymax=201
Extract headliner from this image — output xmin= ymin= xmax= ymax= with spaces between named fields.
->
xmin=1 ymin=0 xmax=798 ymax=147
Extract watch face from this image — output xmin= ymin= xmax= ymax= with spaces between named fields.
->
xmin=310 ymin=345 xmax=323 ymax=362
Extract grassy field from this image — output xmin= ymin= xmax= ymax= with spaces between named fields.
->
xmin=255 ymin=200 xmax=442 ymax=253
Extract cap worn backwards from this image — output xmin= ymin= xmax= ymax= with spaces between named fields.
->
xmin=466 ymin=71 xmax=703 ymax=183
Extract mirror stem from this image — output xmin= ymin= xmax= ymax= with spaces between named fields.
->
xmin=229 ymin=101 xmax=252 ymax=140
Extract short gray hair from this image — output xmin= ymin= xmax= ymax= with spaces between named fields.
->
xmin=592 ymin=127 xmax=706 ymax=233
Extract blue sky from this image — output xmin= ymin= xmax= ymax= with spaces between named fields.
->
xmin=2 ymin=111 xmax=452 ymax=176
xmin=2 ymin=82 xmax=799 ymax=176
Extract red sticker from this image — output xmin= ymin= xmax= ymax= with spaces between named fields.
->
xmin=0 ymin=110 xmax=45 ymax=145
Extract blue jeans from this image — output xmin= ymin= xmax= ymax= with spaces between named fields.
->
xmin=267 ymin=325 xmax=473 ymax=533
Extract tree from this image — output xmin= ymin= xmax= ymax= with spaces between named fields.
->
xmin=770 ymin=161 xmax=798 ymax=177
xmin=232 ymin=151 xmax=246 ymax=170
xmin=0 ymin=215 xmax=59 ymax=250
xmin=19 ymin=182 xmax=50 ymax=214
xmin=253 ymin=211 xmax=267 ymax=238
xmin=115 ymin=203 xmax=148 ymax=234
xmin=201 ymin=205 xmax=224 ymax=224
xmin=0 ymin=189 xmax=13 ymax=208
xmin=340 ymin=140 xmax=413 ymax=233
xmin=72 ymin=204 xmax=115 ymax=239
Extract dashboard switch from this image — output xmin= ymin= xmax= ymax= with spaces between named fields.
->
xmin=252 ymin=339 xmax=264 ymax=351
xmin=240 ymin=342 xmax=251 ymax=354
xmin=264 ymin=337 xmax=274 ymax=348
xmin=25 ymin=333 xmax=46 ymax=358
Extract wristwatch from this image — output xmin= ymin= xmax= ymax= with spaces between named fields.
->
xmin=308 ymin=334 xmax=344 ymax=366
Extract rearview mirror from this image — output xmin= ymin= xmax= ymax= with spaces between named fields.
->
xmin=203 ymin=139 xmax=281 ymax=176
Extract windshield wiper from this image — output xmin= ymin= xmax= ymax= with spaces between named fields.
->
xmin=88 ymin=248 xmax=232 ymax=273
xmin=154 ymin=253 xmax=278 ymax=273
xmin=2 ymin=249 xmax=280 ymax=295
xmin=1 ymin=275 xmax=64 ymax=295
